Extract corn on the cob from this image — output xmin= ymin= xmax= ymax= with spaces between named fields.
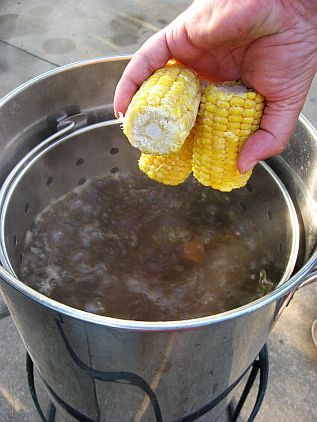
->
xmin=123 ymin=63 xmax=201 ymax=155
xmin=138 ymin=128 xmax=194 ymax=185
xmin=192 ymin=82 xmax=264 ymax=192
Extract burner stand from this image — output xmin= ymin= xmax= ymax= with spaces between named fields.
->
xmin=26 ymin=344 xmax=269 ymax=422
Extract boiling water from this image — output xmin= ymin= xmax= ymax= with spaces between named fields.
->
xmin=20 ymin=175 xmax=276 ymax=321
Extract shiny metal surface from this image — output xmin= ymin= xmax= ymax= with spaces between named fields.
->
xmin=0 ymin=57 xmax=316 ymax=421
xmin=0 ymin=120 xmax=121 ymax=274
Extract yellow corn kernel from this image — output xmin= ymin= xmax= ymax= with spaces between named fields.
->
xmin=214 ymin=116 xmax=228 ymax=124
xmin=256 ymin=103 xmax=265 ymax=111
xmin=240 ymin=129 xmax=252 ymax=136
xmin=242 ymin=117 xmax=254 ymax=124
xmin=229 ymin=115 xmax=243 ymax=123
xmin=231 ymin=129 xmax=241 ymax=136
xmin=215 ymin=108 xmax=229 ymax=117
xmin=123 ymin=63 xmax=201 ymax=155
xmin=230 ymin=97 xmax=244 ymax=107
xmin=243 ymin=108 xmax=255 ymax=117
xmin=244 ymin=99 xmax=256 ymax=109
xmin=216 ymin=100 xmax=230 ymax=109
xmin=206 ymin=94 xmax=217 ymax=104
xmin=138 ymin=128 xmax=194 ymax=185
xmin=255 ymin=93 xmax=264 ymax=103
xmin=245 ymin=92 xmax=256 ymax=100
xmin=192 ymin=82 xmax=265 ymax=192
xmin=227 ymin=122 xmax=241 ymax=130
xmin=205 ymin=104 xmax=217 ymax=113
xmin=214 ymin=123 xmax=227 ymax=131
xmin=229 ymin=106 xmax=244 ymax=116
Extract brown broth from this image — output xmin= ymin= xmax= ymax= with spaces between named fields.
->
xmin=20 ymin=175 xmax=276 ymax=321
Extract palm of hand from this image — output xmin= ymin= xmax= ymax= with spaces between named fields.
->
xmin=173 ymin=25 xmax=312 ymax=111
xmin=164 ymin=2 xmax=316 ymax=168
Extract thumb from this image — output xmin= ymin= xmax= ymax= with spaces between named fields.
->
xmin=113 ymin=30 xmax=171 ymax=118
xmin=237 ymin=100 xmax=301 ymax=173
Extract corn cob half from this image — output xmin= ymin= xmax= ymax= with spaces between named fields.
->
xmin=192 ymin=82 xmax=264 ymax=192
xmin=138 ymin=128 xmax=195 ymax=185
xmin=123 ymin=63 xmax=201 ymax=155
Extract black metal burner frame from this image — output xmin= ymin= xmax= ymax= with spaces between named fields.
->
xmin=26 ymin=344 xmax=269 ymax=422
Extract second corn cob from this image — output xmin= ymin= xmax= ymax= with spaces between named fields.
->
xmin=192 ymin=82 xmax=264 ymax=192
xmin=138 ymin=128 xmax=195 ymax=186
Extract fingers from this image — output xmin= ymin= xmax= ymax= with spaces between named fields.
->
xmin=238 ymin=101 xmax=301 ymax=173
xmin=113 ymin=30 xmax=171 ymax=118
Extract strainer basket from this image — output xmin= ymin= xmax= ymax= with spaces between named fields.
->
xmin=0 ymin=119 xmax=299 ymax=305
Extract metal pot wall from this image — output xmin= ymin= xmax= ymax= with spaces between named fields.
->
xmin=0 ymin=57 xmax=316 ymax=421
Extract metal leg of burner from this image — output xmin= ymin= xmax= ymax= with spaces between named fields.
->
xmin=26 ymin=354 xmax=56 ymax=422
xmin=26 ymin=344 xmax=269 ymax=422
xmin=228 ymin=344 xmax=269 ymax=422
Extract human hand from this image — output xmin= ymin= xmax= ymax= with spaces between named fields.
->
xmin=114 ymin=0 xmax=317 ymax=173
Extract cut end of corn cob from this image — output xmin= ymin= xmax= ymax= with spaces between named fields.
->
xmin=123 ymin=64 xmax=201 ymax=155
xmin=138 ymin=128 xmax=195 ymax=186
xmin=192 ymin=82 xmax=264 ymax=192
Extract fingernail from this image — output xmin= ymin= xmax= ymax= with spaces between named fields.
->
xmin=117 ymin=112 xmax=124 ymax=123
xmin=114 ymin=111 xmax=124 ymax=121
xmin=244 ymin=160 xmax=259 ymax=173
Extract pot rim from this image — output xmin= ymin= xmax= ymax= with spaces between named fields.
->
xmin=0 ymin=56 xmax=316 ymax=331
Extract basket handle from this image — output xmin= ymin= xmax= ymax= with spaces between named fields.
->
xmin=275 ymin=270 xmax=317 ymax=319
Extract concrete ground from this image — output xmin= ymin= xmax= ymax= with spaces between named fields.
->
xmin=0 ymin=1 xmax=316 ymax=421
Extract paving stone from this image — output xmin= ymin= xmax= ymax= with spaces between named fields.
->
xmin=238 ymin=283 xmax=317 ymax=422
xmin=0 ymin=40 xmax=56 ymax=98
xmin=0 ymin=315 xmax=54 ymax=421
xmin=0 ymin=0 xmax=191 ymax=66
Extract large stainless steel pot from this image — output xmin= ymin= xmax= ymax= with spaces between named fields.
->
xmin=0 ymin=57 xmax=316 ymax=421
